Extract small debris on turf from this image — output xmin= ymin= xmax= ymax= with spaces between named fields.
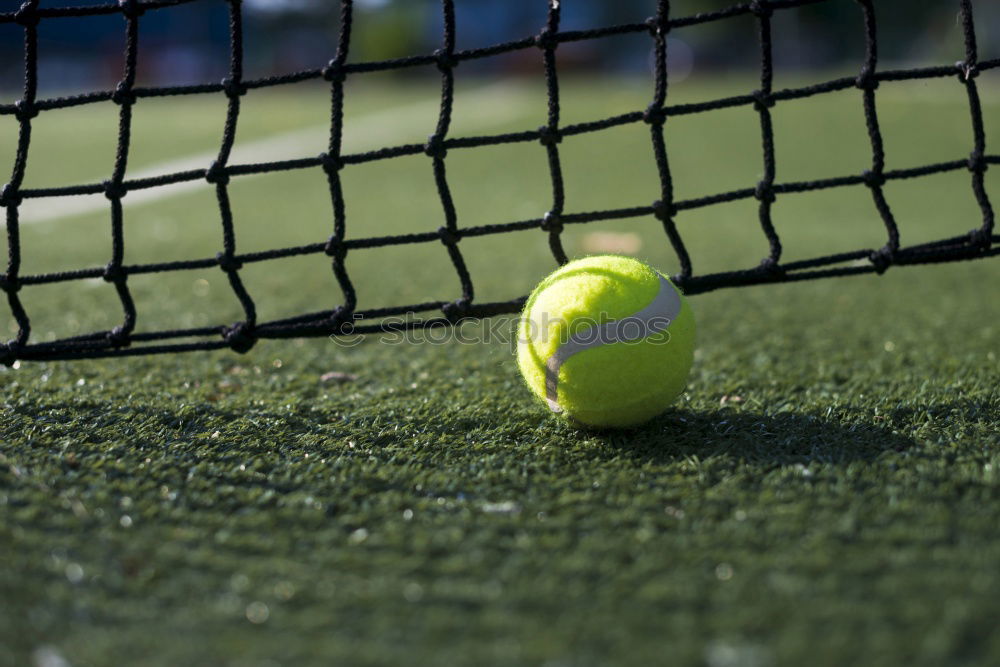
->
xmin=581 ymin=231 xmax=642 ymax=254
xmin=720 ymin=394 xmax=744 ymax=406
xmin=321 ymin=371 xmax=359 ymax=383
xmin=482 ymin=501 xmax=521 ymax=515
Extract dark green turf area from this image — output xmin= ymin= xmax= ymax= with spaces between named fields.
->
xmin=1 ymin=75 xmax=999 ymax=666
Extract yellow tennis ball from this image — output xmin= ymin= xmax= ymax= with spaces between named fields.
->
xmin=516 ymin=255 xmax=695 ymax=428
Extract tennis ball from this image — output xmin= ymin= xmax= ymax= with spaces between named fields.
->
xmin=516 ymin=255 xmax=695 ymax=428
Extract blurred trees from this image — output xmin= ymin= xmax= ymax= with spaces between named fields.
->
xmin=1 ymin=0 xmax=995 ymax=93
xmin=264 ymin=0 xmax=991 ymax=71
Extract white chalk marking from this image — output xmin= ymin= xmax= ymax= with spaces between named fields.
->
xmin=16 ymin=83 xmax=533 ymax=224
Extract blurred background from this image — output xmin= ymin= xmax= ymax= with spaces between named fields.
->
xmin=1 ymin=0 xmax=998 ymax=95
xmin=0 ymin=0 xmax=996 ymax=341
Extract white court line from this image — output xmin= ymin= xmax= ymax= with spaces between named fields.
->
xmin=17 ymin=83 xmax=534 ymax=225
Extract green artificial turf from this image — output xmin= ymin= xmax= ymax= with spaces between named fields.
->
xmin=1 ymin=70 xmax=998 ymax=666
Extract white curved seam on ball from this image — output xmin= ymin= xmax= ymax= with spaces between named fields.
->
xmin=542 ymin=275 xmax=682 ymax=413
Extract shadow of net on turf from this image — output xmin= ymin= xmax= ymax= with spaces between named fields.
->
xmin=6 ymin=392 xmax=918 ymax=467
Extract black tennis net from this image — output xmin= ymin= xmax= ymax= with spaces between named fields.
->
xmin=0 ymin=0 xmax=997 ymax=363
